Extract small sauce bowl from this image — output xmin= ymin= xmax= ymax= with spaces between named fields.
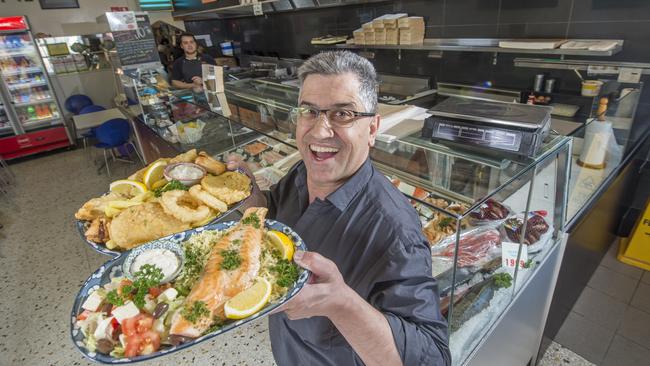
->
xmin=163 ymin=162 xmax=206 ymax=186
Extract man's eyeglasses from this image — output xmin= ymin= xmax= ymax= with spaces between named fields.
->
xmin=289 ymin=106 xmax=376 ymax=128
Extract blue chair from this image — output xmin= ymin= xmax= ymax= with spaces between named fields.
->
xmin=65 ymin=94 xmax=93 ymax=115
xmin=79 ymin=105 xmax=106 ymax=115
xmin=94 ymin=118 xmax=143 ymax=176
xmin=79 ymin=105 xmax=107 ymax=152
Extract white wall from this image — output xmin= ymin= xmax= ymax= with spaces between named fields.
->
xmin=0 ymin=0 xmax=181 ymax=36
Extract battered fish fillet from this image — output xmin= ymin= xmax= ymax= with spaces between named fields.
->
xmin=75 ymin=192 xmax=127 ymax=221
xmin=170 ymin=149 xmax=198 ymax=164
xmin=194 ymin=152 xmax=226 ymax=175
xmin=200 ymin=171 xmax=251 ymax=205
xmin=170 ymin=207 xmax=267 ymax=338
xmin=108 ymin=202 xmax=190 ymax=250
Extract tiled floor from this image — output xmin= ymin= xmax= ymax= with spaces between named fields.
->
xmin=1 ymin=147 xmax=648 ymax=365
xmin=552 ymin=240 xmax=650 ymax=365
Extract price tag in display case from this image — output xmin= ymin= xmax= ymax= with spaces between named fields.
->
xmin=253 ymin=3 xmax=263 ymax=16
xmin=501 ymin=242 xmax=528 ymax=275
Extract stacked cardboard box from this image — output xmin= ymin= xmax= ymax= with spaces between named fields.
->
xmin=353 ymin=29 xmax=364 ymax=45
xmin=398 ymin=16 xmax=425 ymax=45
xmin=352 ymin=14 xmax=424 ymax=46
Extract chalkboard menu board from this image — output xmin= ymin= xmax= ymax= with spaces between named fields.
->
xmin=112 ymin=14 xmax=160 ymax=68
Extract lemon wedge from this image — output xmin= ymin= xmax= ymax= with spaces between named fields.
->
xmin=151 ymin=178 xmax=168 ymax=190
xmin=143 ymin=160 xmax=168 ymax=189
xmin=109 ymin=179 xmax=148 ymax=197
xmin=224 ymin=278 xmax=272 ymax=320
xmin=266 ymin=230 xmax=295 ymax=260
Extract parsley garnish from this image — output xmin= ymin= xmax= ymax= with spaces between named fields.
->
xmin=271 ymin=259 xmax=299 ymax=287
xmin=438 ymin=217 xmax=455 ymax=229
xmin=241 ymin=213 xmax=261 ymax=228
xmin=220 ymin=250 xmax=241 ymax=270
xmin=182 ymin=301 xmax=210 ymax=324
xmin=203 ymin=317 xmax=224 ymax=335
xmin=127 ymin=264 xmax=164 ymax=309
xmin=153 ymin=180 xmax=188 ymax=197
xmin=493 ymin=273 xmax=513 ymax=288
xmin=106 ymin=289 xmax=125 ymax=306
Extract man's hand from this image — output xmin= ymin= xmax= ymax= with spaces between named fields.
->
xmin=274 ymin=251 xmax=348 ymax=320
xmin=192 ymin=76 xmax=203 ymax=86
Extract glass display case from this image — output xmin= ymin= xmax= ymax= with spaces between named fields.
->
xmin=122 ymin=70 xmax=574 ymax=365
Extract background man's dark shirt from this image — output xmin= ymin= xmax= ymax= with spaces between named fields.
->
xmin=170 ymin=54 xmax=215 ymax=83
xmin=265 ymin=159 xmax=451 ymax=366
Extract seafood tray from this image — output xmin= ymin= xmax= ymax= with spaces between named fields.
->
xmin=76 ymin=194 xmax=248 ymax=258
xmin=71 ymin=217 xmax=310 ymax=364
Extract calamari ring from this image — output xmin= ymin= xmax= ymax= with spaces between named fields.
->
xmin=189 ymin=185 xmax=228 ymax=213
xmin=160 ymin=190 xmax=212 ymax=223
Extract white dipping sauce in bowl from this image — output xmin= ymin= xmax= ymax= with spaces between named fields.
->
xmin=131 ymin=249 xmax=180 ymax=282
xmin=169 ymin=164 xmax=203 ymax=180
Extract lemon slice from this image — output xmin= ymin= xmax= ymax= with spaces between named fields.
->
xmin=143 ymin=160 xmax=168 ymax=189
xmin=109 ymin=179 xmax=147 ymax=197
xmin=266 ymin=230 xmax=295 ymax=260
xmin=151 ymin=178 xmax=168 ymax=190
xmin=224 ymin=278 xmax=272 ymax=320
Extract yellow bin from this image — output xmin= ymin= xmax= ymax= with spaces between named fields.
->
xmin=618 ymin=199 xmax=650 ymax=271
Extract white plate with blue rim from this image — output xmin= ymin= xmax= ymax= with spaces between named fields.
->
xmin=70 ymin=219 xmax=309 ymax=364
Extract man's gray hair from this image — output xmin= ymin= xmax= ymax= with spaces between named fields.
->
xmin=297 ymin=51 xmax=379 ymax=114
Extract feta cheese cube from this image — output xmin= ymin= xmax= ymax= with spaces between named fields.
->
xmin=112 ymin=301 xmax=140 ymax=324
xmin=157 ymin=288 xmax=178 ymax=302
xmin=93 ymin=316 xmax=115 ymax=340
xmin=81 ymin=291 xmax=104 ymax=312
xmin=143 ymin=295 xmax=156 ymax=314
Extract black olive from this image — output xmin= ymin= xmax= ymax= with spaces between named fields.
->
xmin=96 ymin=339 xmax=114 ymax=354
xmin=168 ymin=334 xmax=194 ymax=346
xmin=153 ymin=303 xmax=169 ymax=319
xmin=100 ymin=303 xmax=113 ymax=315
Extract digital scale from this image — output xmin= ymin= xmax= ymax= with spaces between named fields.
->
xmin=422 ymin=97 xmax=552 ymax=157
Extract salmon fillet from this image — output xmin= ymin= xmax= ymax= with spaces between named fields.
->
xmin=170 ymin=207 xmax=268 ymax=338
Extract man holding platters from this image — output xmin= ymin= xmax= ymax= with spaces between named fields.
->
xmin=230 ymin=51 xmax=450 ymax=366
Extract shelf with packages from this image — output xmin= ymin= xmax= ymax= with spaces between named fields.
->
xmin=121 ymin=70 xmax=574 ymax=365
xmin=330 ymin=38 xmax=623 ymax=57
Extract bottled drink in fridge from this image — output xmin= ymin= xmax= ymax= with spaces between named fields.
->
xmin=26 ymin=105 xmax=36 ymax=120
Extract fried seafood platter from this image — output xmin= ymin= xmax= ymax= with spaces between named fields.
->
xmin=71 ymin=208 xmax=309 ymax=364
xmin=75 ymin=149 xmax=252 ymax=256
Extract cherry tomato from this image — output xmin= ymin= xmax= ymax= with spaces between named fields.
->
xmin=136 ymin=314 xmax=154 ymax=334
xmin=77 ymin=310 xmax=91 ymax=321
xmin=124 ymin=334 xmax=143 ymax=358
xmin=122 ymin=313 xmax=154 ymax=336
xmin=148 ymin=287 xmax=162 ymax=298
xmin=139 ymin=331 xmax=161 ymax=355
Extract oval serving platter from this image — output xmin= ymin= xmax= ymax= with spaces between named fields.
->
xmin=71 ymin=219 xmax=310 ymax=364
xmin=76 ymin=170 xmax=252 ymax=258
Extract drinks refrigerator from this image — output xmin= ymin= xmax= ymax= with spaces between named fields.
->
xmin=0 ymin=16 xmax=72 ymax=160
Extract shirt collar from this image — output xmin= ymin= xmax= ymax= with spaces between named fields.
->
xmin=295 ymin=158 xmax=374 ymax=212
